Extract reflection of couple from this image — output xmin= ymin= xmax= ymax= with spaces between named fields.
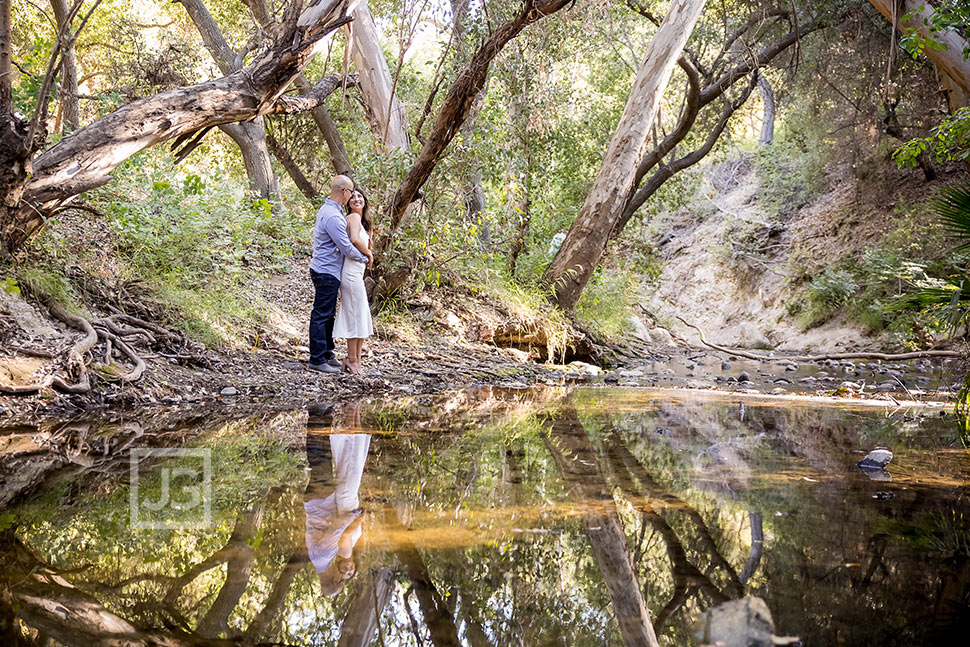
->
xmin=304 ymin=403 xmax=370 ymax=596
xmin=308 ymin=175 xmax=375 ymax=375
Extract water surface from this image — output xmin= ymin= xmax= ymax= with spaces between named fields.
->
xmin=1 ymin=387 xmax=968 ymax=646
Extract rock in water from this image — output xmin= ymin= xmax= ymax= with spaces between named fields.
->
xmin=696 ymin=597 xmax=793 ymax=647
xmin=857 ymin=448 xmax=893 ymax=470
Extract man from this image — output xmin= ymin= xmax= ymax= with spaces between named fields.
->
xmin=309 ymin=175 xmax=370 ymax=373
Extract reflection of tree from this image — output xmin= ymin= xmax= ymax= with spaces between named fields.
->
xmin=5 ymin=394 xmax=968 ymax=646
xmin=543 ymin=403 xmax=660 ymax=647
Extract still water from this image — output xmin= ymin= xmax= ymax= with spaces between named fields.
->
xmin=1 ymin=387 xmax=969 ymax=646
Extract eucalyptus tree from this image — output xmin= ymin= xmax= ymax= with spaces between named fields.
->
xmin=543 ymin=0 xmax=708 ymax=310
xmin=869 ymin=0 xmax=970 ymax=104
xmin=543 ymin=1 xmax=835 ymax=309
xmin=0 ymin=0 xmax=355 ymax=258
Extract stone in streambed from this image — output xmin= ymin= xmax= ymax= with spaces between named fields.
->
xmin=696 ymin=597 xmax=796 ymax=647
xmin=857 ymin=448 xmax=893 ymax=470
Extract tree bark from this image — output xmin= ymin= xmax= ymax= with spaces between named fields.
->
xmin=244 ymin=0 xmax=355 ymax=177
xmin=50 ymin=0 xmax=80 ymax=132
xmin=757 ymin=72 xmax=774 ymax=146
xmin=0 ymin=0 xmax=353 ymax=255
xmin=617 ymin=74 xmax=757 ymax=232
xmin=374 ymin=0 xmax=575 ymax=259
xmin=0 ymin=0 xmax=32 ymax=259
xmin=220 ymin=120 xmax=280 ymax=200
xmin=542 ymin=0 xmax=707 ymax=310
xmin=868 ymin=0 xmax=970 ymax=97
xmin=348 ymin=1 xmax=410 ymax=153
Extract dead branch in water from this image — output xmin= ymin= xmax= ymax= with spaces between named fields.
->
xmin=675 ymin=316 xmax=963 ymax=362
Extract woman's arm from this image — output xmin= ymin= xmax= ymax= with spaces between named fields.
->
xmin=346 ymin=213 xmax=370 ymax=257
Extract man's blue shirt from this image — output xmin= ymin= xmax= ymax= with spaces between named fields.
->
xmin=310 ymin=198 xmax=369 ymax=279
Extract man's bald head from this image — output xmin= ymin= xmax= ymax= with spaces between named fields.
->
xmin=330 ymin=175 xmax=354 ymax=207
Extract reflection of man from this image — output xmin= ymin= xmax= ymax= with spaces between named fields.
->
xmin=304 ymin=403 xmax=371 ymax=596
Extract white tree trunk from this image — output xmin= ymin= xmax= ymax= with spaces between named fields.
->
xmin=757 ymin=73 xmax=774 ymax=146
xmin=869 ymin=0 xmax=970 ymax=96
xmin=544 ymin=0 xmax=707 ymax=309
xmin=348 ymin=1 xmax=410 ymax=153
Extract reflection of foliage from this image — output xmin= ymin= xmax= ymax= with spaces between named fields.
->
xmin=885 ymin=511 xmax=970 ymax=561
xmin=6 ymin=395 xmax=968 ymax=645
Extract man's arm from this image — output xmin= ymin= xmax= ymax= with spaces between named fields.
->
xmin=324 ymin=214 xmax=370 ymax=264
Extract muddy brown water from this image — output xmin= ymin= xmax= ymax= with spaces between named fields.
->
xmin=1 ymin=387 xmax=968 ymax=646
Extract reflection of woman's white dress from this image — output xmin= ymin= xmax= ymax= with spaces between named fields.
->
xmin=304 ymin=434 xmax=370 ymax=574
xmin=333 ymin=228 xmax=373 ymax=339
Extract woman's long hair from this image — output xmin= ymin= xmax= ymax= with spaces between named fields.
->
xmin=350 ymin=188 xmax=371 ymax=233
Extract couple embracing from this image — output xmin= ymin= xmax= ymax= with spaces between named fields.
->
xmin=308 ymin=175 xmax=374 ymax=375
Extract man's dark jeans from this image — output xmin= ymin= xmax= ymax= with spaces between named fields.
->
xmin=309 ymin=269 xmax=340 ymax=365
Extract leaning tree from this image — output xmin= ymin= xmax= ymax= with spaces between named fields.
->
xmin=0 ymin=0 xmax=359 ymax=259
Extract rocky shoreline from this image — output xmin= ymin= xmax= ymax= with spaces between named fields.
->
xmin=1 ymin=332 xmax=961 ymax=428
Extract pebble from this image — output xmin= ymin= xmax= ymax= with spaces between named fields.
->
xmin=220 ymin=386 xmax=238 ymax=396
xmin=773 ymin=378 xmax=793 ymax=385
xmin=738 ymin=371 xmax=751 ymax=382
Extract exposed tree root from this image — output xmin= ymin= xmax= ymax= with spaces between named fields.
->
xmin=1 ymin=299 xmax=186 ymax=395
xmin=676 ymin=316 xmax=963 ymax=362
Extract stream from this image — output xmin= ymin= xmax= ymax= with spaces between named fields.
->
xmin=1 ymin=386 xmax=968 ymax=646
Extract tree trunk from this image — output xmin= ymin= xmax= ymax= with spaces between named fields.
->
xmin=461 ymin=86 xmax=489 ymax=247
xmin=0 ymin=0 xmax=33 ymax=258
xmin=542 ymin=0 xmax=707 ymax=310
xmin=50 ymin=0 xmax=80 ymax=132
xmin=0 ymin=0 xmax=353 ymax=255
xmin=544 ymin=404 xmax=660 ymax=647
xmin=294 ymin=72 xmax=355 ymax=176
xmin=508 ymin=143 xmax=532 ymax=279
xmin=177 ymin=0 xmax=280 ymax=200
xmin=220 ymin=119 xmax=279 ymax=200
xmin=868 ymin=0 xmax=970 ymax=96
xmin=266 ymin=130 xmax=320 ymax=200
xmin=348 ymin=1 xmax=410 ymax=153
xmin=375 ymin=0 xmax=574 ymax=259
xmin=757 ymin=72 xmax=774 ymax=146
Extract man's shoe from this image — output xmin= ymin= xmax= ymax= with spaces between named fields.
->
xmin=327 ymin=357 xmax=342 ymax=368
xmin=308 ymin=362 xmax=341 ymax=374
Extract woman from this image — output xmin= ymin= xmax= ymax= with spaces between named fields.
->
xmin=332 ymin=188 xmax=374 ymax=374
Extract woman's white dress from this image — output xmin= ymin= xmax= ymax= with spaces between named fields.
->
xmin=333 ymin=228 xmax=373 ymax=339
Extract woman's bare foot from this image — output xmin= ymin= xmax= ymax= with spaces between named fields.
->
xmin=346 ymin=361 xmax=361 ymax=375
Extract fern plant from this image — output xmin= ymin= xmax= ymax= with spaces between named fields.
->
xmin=893 ymin=182 xmax=970 ymax=332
